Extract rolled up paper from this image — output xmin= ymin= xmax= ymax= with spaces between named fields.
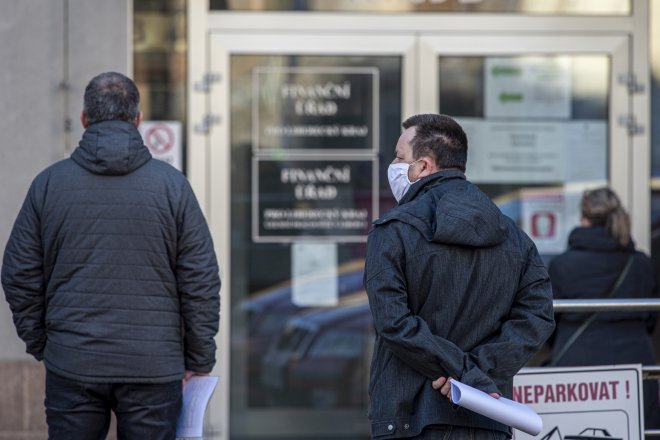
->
xmin=450 ymin=380 xmax=543 ymax=435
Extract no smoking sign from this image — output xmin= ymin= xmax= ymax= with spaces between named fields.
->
xmin=138 ymin=120 xmax=182 ymax=172
xmin=145 ymin=124 xmax=174 ymax=154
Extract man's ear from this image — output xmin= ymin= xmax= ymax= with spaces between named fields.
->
xmin=133 ymin=111 xmax=143 ymax=128
xmin=419 ymin=156 xmax=438 ymax=177
xmin=80 ymin=111 xmax=89 ymax=128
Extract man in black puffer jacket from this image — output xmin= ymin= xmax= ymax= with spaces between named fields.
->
xmin=2 ymin=72 xmax=220 ymax=439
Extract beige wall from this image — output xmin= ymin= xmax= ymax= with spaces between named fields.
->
xmin=0 ymin=1 xmax=129 ymax=437
xmin=0 ymin=0 xmax=131 ymax=359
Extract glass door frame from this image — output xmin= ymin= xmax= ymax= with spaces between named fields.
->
xmin=188 ymin=3 xmax=650 ymax=439
xmin=195 ymin=0 xmax=650 ymax=250
xmin=419 ymin=33 xmax=631 ymax=241
xmin=207 ymin=31 xmax=417 ymax=438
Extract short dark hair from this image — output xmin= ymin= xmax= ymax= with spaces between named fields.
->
xmin=83 ymin=72 xmax=140 ymax=124
xmin=402 ymin=114 xmax=468 ymax=172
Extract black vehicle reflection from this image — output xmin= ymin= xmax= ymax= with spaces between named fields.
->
xmin=239 ymin=192 xmax=532 ymax=409
xmin=259 ymin=296 xmax=373 ymax=408
xmin=237 ymin=259 xmax=366 ymax=406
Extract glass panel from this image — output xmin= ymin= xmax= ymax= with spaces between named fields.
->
xmin=438 ymin=55 xmax=610 ymax=262
xmin=134 ymin=0 xmax=187 ymax=172
xmin=229 ymin=54 xmax=401 ymax=439
xmin=211 ymin=0 xmax=630 ymax=15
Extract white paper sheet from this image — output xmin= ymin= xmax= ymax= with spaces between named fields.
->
xmin=450 ymin=380 xmax=542 ymax=435
xmin=176 ymin=375 xmax=219 ymax=439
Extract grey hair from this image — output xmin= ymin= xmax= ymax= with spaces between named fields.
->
xmin=581 ymin=187 xmax=631 ymax=247
xmin=83 ymin=72 xmax=140 ymax=124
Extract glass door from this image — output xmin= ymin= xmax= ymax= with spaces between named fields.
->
xmin=419 ymin=34 xmax=630 ymax=261
xmin=206 ymin=31 xmax=634 ymax=440
xmin=208 ymin=32 xmax=415 ymax=439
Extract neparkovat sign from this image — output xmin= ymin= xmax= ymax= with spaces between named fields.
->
xmin=513 ymin=365 xmax=644 ymax=440
xmin=514 ymin=380 xmax=628 ymax=405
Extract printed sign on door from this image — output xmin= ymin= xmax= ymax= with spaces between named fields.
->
xmin=138 ymin=120 xmax=182 ymax=172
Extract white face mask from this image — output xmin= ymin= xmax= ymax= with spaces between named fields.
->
xmin=387 ymin=160 xmax=420 ymax=202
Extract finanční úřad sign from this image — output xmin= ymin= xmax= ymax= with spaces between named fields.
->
xmin=253 ymin=66 xmax=378 ymax=153
xmin=253 ymin=158 xmax=376 ymax=242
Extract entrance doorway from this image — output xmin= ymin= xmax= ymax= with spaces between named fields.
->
xmin=189 ymin=6 xmax=649 ymax=438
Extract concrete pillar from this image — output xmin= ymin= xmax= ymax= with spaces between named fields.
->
xmin=0 ymin=1 xmax=130 ymax=436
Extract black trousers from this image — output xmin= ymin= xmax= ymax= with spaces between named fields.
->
xmin=45 ymin=369 xmax=182 ymax=440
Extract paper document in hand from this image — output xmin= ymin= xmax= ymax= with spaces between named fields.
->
xmin=176 ymin=376 xmax=219 ymax=439
xmin=450 ymin=380 xmax=542 ymax=435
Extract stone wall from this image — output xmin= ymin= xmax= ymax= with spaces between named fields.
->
xmin=0 ymin=1 xmax=129 ymax=438
xmin=0 ymin=362 xmax=46 ymax=439
xmin=0 ymin=361 xmax=120 ymax=439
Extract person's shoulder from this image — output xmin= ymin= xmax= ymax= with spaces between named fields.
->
xmin=372 ymin=201 xmax=425 ymax=233
xmin=631 ymin=249 xmax=653 ymax=268
xmin=140 ymin=159 xmax=191 ymax=187
xmin=547 ymin=249 xmax=572 ymax=271
xmin=31 ymin=158 xmax=77 ymax=185
xmin=495 ymin=215 xmax=548 ymax=263
xmin=368 ymin=206 xmax=411 ymax=240
xmin=143 ymin=158 xmax=185 ymax=176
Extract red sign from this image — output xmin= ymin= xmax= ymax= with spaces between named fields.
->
xmin=145 ymin=124 xmax=175 ymax=154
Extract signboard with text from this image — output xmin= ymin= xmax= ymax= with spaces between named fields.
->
xmin=514 ymin=365 xmax=644 ymax=440
xmin=485 ymin=57 xmax=571 ymax=119
xmin=520 ymin=188 xmax=566 ymax=255
xmin=253 ymin=66 xmax=378 ymax=153
xmin=253 ymin=158 xmax=376 ymax=242
xmin=459 ymin=118 xmax=606 ymax=184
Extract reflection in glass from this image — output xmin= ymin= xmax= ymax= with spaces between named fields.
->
xmin=439 ymin=55 xmax=610 ymax=261
xmin=260 ymin=301 xmax=372 ymax=408
xmin=230 ymin=54 xmax=401 ymax=439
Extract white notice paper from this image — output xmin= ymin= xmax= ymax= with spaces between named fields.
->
xmin=450 ymin=380 xmax=542 ymax=435
xmin=485 ymin=57 xmax=571 ymax=119
xmin=176 ymin=375 xmax=219 ymax=439
xmin=292 ymin=242 xmax=338 ymax=306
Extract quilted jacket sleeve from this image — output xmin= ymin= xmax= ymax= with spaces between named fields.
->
xmin=176 ymin=181 xmax=221 ymax=373
xmin=2 ymin=182 xmax=46 ymax=360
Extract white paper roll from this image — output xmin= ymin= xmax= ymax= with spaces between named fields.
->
xmin=450 ymin=380 xmax=543 ymax=435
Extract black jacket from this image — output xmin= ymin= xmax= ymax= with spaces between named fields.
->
xmin=2 ymin=120 xmax=220 ymax=383
xmin=363 ymin=170 xmax=555 ymax=438
xmin=548 ymin=226 xmax=658 ymax=366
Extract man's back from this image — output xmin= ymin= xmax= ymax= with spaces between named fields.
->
xmin=364 ymin=171 xmax=554 ymax=436
xmin=2 ymin=71 xmax=220 ymax=439
xmin=3 ymin=120 xmax=220 ymax=383
xmin=380 ymin=175 xmax=545 ymax=359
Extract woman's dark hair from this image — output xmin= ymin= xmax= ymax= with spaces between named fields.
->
xmin=581 ymin=187 xmax=631 ymax=246
xmin=83 ymin=72 xmax=140 ymax=124
xmin=402 ymin=113 xmax=468 ymax=172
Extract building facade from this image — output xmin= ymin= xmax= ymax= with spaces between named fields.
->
xmin=1 ymin=1 xmax=660 ymax=439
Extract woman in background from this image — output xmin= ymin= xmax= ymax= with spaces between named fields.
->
xmin=549 ymin=187 xmax=660 ymax=427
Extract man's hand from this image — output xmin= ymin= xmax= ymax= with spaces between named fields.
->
xmin=183 ymin=370 xmax=209 ymax=386
xmin=432 ymin=376 xmax=453 ymax=399
xmin=432 ymin=377 xmax=500 ymax=402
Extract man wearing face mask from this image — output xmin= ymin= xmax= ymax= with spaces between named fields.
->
xmin=363 ymin=114 xmax=554 ymax=439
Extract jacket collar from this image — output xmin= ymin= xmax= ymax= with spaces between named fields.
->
xmin=398 ymin=169 xmax=466 ymax=205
